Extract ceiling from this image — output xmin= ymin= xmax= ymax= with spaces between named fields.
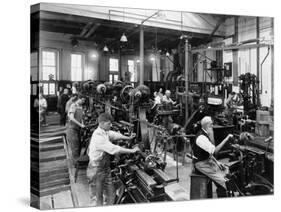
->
xmin=31 ymin=9 xmax=227 ymax=54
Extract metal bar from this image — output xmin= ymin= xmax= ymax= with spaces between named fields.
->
xmin=185 ymin=39 xmax=189 ymax=121
xmin=140 ymin=25 xmax=144 ymax=85
xmin=233 ymin=17 xmax=239 ymax=86
xmin=260 ymin=46 xmax=270 ymax=95
xmin=191 ymin=43 xmax=271 ymax=53
xmin=257 ymin=17 xmax=260 ymax=106
xmin=271 ymin=18 xmax=274 ymax=106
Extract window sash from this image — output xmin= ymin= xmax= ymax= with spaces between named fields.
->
xmin=71 ymin=54 xmax=83 ymax=81
xmin=42 ymin=50 xmax=57 ymax=80
xmin=109 ymin=58 xmax=119 ymax=72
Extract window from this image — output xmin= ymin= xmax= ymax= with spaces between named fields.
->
xmin=42 ymin=83 xmax=55 ymax=95
xmin=109 ymin=58 xmax=119 ymax=72
xmin=109 ymin=58 xmax=119 ymax=83
xmin=71 ymin=53 xmax=83 ymax=81
xmin=128 ymin=60 xmax=135 ymax=82
xmin=109 ymin=73 xmax=119 ymax=83
xmin=41 ymin=49 xmax=58 ymax=96
xmin=42 ymin=50 xmax=57 ymax=80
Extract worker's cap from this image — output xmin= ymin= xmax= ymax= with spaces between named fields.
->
xmin=98 ymin=113 xmax=114 ymax=123
xmin=201 ymin=116 xmax=213 ymax=127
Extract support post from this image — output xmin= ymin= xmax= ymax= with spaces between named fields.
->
xmin=233 ymin=17 xmax=239 ymax=86
xmin=256 ymin=17 xmax=261 ymax=107
xmin=185 ymin=38 xmax=189 ymax=120
xmin=271 ymin=18 xmax=274 ymax=107
xmin=140 ymin=25 xmax=144 ymax=85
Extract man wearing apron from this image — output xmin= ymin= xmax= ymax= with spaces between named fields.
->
xmin=66 ymin=95 xmax=85 ymax=166
xmin=192 ymin=116 xmax=233 ymax=197
xmin=87 ymin=113 xmax=140 ymax=206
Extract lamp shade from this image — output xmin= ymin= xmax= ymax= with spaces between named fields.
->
xmin=103 ymin=45 xmax=109 ymax=52
xmin=120 ymin=33 xmax=128 ymax=42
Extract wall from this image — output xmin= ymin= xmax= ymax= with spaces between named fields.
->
xmin=39 ymin=30 xmax=154 ymax=83
xmin=196 ymin=51 xmax=217 ymax=82
xmin=223 ymin=16 xmax=273 ymax=107
xmin=195 ymin=16 xmax=273 ymax=107
xmin=39 ymin=31 xmax=99 ymax=82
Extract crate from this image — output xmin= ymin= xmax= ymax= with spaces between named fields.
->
xmin=255 ymin=122 xmax=270 ymax=137
xmin=256 ymin=110 xmax=271 ymax=123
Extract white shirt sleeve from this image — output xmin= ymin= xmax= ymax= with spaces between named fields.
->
xmin=97 ymin=139 xmax=121 ymax=155
xmin=88 ymin=134 xmax=121 ymax=159
xmin=196 ymin=135 xmax=215 ymax=154
xmin=155 ymin=96 xmax=161 ymax=104
xmin=108 ymin=130 xmax=125 ymax=141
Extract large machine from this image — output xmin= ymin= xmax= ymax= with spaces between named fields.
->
xmin=77 ymin=64 xmax=273 ymax=202
xmin=78 ymin=81 xmax=188 ymax=203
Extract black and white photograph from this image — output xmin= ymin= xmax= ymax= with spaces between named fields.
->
xmin=29 ymin=1 xmax=274 ymax=210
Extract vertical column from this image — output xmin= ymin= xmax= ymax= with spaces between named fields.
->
xmin=185 ymin=39 xmax=189 ymax=120
xmin=140 ymin=25 xmax=144 ymax=85
xmin=271 ymin=18 xmax=274 ymax=107
xmin=233 ymin=17 xmax=239 ymax=86
xmin=256 ymin=17 xmax=260 ymax=106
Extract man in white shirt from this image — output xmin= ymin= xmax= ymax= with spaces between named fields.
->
xmin=39 ymin=93 xmax=48 ymax=126
xmin=162 ymin=90 xmax=176 ymax=105
xmin=192 ymin=116 xmax=233 ymax=197
xmin=87 ymin=113 xmax=140 ymax=206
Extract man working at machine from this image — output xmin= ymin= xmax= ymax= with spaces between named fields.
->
xmin=87 ymin=113 xmax=140 ymax=206
xmin=162 ymin=90 xmax=177 ymax=106
xmin=66 ymin=95 xmax=85 ymax=166
xmin=192 ymin=116 xmax=233 ymax=197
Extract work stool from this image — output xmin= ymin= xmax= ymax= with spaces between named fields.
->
xmin=190 ymin=167 xmax=213 ymax=200
xmin=173 ymin=138 xmax=190 ymax=166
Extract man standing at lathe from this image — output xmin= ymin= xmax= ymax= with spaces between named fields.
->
xmin=87 ymin=113 xmax=140 ymax=206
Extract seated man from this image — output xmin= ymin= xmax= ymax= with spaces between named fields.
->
xmin=192 ymin=116 xmax=233 ymax=197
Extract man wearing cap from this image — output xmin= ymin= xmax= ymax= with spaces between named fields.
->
xmin=87 ymin=113 xmax=140 ymax=206
xmin=192 ymin=116 xmax=233 ymax=197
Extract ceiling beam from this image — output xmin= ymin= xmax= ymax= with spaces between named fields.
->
xmin=208 ymin=16 xmax=227 ymax=39
xmin=84 ymin=23 xmax=101 ymax=38
xmin=80 ymin=22 xmax=94 ymax=37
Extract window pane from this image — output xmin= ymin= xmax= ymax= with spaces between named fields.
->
xmin=49 ymin=83 xmax=55 ymax=95
xmin=42 ymin=50 xmax=57 ymax=81
xmin=128 ymin=60 xmax=134 ymax=66
xmin=42 ymin=51 xmax=55 ymax=66
xmin=114 ymin=75 xmax=119 ymax=82
xmin=110 ymin=58 xmax=118 ymax=72
xmin=42 ymin=67 xmax=56 ymax=80
xmin=71 ymin=54 xmax=83 ymax=81
xmin=109 ymin=75 xmax=113 ymax=83
xmin=43 ymin=84 xmax=49 ymax=95
xmin=128 ymin=60 xmax=135 ymax=82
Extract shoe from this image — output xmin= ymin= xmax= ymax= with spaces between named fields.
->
xmin=89 ymin=197 xmax=97 ymax=206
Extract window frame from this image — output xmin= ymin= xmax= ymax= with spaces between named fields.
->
xmin=127 ymin=59 xmax=135 ymax=82
xmin=40 ymin=48 xmax=59 ymax=96
xmin=109 ymin=58 xmax=119 ymax=73
xmin=71 ymin=52 xmax=85 ymax=82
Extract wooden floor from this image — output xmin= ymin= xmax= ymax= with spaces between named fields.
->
xmin=30 ymin=113 xmax=196 ymax=209
xmin=31 ymin=113 xmax=79 ymax=209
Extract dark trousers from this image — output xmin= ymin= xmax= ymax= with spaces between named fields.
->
xmin=66 ymin=127 xmax=81 ymax=165
xmin=60 ymin=112 xmax=67 ymax=126
xmin=87 ymin=166 xmax=115 ymax=206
